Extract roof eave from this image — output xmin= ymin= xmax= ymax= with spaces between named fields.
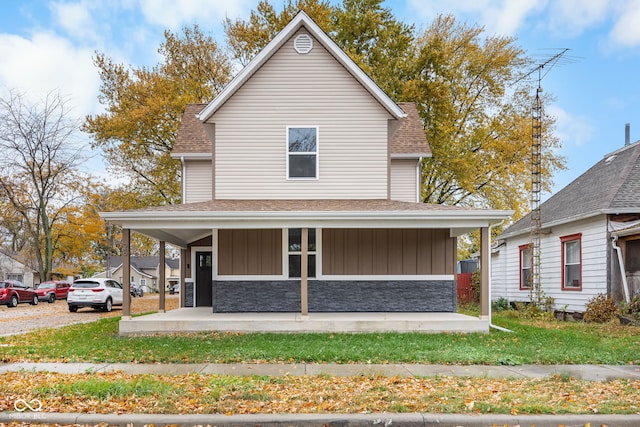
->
xmin=499 ymin=210 xmax=609 ymax=239
xmin=391 ymin=153 xmax=431 ymax=159
xmin=170 ymin=152 xmax=212 ymax=160
xmin=101 ymin=209 xmax=513 ymax=228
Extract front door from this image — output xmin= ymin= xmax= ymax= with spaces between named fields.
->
xmin=195 ymin=251 xmax=212 ymax=307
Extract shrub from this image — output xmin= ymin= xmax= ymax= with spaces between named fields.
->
xmin=470 ymin=271 xmax=481 ymax=304
xmin=622 ymin=292 xmax=640 ymax=314
xmin=584 ymin=293 xmax=619 ymax=323
xmin=492 ymin=297 xmax=510 ymax=312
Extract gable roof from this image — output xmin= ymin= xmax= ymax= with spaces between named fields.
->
xmin=501 ymin=140 xmax=640 ymax=238
xmin=197 ymin=10 xmax=406 ymax=122
xmin=173 ymin=102 xmax=429 ymax=158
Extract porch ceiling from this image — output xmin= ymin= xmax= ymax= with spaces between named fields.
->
xmin=101 ymin=199 xmax=513 ymax=248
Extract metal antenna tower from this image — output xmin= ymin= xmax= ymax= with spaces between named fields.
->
xmin=520 ymin=48 xmax=573 ymax=298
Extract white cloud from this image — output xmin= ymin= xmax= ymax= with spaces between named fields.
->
xmin=406 ymin=0 xmax=542 ymax=36
xmin=50 ymin=1 xmax=102 ymax=43
xmin=546 ymin=0 xmax=609 ymax=37
xmin=609 ymin=0 xmax=640 ymax=47
xmin=0 ymin=31 xmax=101 ymax=119
xmin=546 ymin=104 xmax=595 ymax=148
xmin=138 ymin=0 xmax=252 ymax=30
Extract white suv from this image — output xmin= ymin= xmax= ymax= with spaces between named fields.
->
xmin=67 ymin=278 xmax=124 ymax=312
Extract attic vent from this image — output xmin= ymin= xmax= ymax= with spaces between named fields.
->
xmin=606 ymin=155 xmax=616 ymax=163
xmin=294 ymin=34 xmax=313 ymax=54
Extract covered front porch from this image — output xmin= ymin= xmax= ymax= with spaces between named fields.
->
xmin=101 ymin=199 xmax=512 ymax=335
xmin=119 ymin=308 xmax=489 ymax=335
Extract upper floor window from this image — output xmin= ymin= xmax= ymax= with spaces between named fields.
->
xmin=519 ymin=244 xmax=532 ymax=290
xmin=561 ymin=233 xmax=582 ymax=290
xmin=287 ymin=126 xmax=318 ymax=179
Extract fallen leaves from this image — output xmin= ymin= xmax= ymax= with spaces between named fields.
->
xmin=1 ymin=371 xmax=639 ymax=416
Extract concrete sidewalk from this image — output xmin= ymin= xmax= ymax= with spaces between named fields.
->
xmin=1 ymin=361 xmax=640 ymax=381
xmin=3 ymin=411 xmax=640 ymax=427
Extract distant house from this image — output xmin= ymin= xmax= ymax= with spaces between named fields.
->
xmin=94 ymin=256 xmax=180 ymax=292
xmin=0 ymin=250 xmax=38 ymax=287
xmin=102 ymin=11 xmax=511 ymax=333
xmin=492 ymin=140 xmax=640 ymax=311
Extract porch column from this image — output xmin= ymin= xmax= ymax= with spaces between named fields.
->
xmin=480 ymin=226 xmax=489 ymax=319
xmin=180 ymin=248 xmax=187 ymax=308
xmin=301 ymin=227 xmax=308 ymax=316
xmin=122 ymin=228 xmax=131 ymax=319
xmin=158 ymin=240 xmax=166 ymax=313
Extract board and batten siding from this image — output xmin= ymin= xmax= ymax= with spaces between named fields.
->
xmin=323 ymin=228 xmax=456 ymax=276
xmin=183 ymin=160 xmax=212 ymax=203
xmin=217 ymin=229 xmax=282 ymax=275
xmin=390 ymin=159 xmax=418 ymax=202
xmin=209 ymin=28 xmax=392 ymax=200
xmin=493 ymin=215 xmax=608 ymax=311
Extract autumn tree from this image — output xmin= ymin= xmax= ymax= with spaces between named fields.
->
xmin=333 ymin=0 xmax=414 ymax=99
xmin=224 ymin=0 xmax=337 ymax=66
xmin=406 ymin=15 xmax=564 ymax=216
xmin=83 ymin=25 xmax=232 ymax=206
xmin=0 ymin=90 xmax=87 ymax=281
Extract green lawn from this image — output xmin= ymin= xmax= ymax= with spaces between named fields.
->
xmin=1 ymin=314 xmax=639 ymax=365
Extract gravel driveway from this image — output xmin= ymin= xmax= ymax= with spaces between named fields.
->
xmin=0 ymin=294 xmax=179 ymax=336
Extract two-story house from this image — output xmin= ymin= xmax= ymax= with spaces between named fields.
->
xmin=102 ymin=11 xmax=512 ymax=334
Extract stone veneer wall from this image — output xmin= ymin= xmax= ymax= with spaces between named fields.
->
xmin=212 ymin=280 xmax=456 ymax=313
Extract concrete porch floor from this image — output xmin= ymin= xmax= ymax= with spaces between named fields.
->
xmin=119 ymin=308 xmax=489 ymax=335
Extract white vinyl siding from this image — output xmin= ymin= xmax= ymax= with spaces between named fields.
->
xmin=390 ymin=159 xmax=418 ymax=202
xmin=209 ymin=29 xmax=391 ymax=200
xmin=491 ymin=215 xmax=607 ymax=311
xmin=184 ymin=160 xmax=212 ymax=203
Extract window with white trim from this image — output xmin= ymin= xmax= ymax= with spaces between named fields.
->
xmin=287 ymin=127 xmax=318 ymax=178
xmin=7 ymin=274 xmax=23 ymax=282
xmin=561 ymin=234 xmax=582 ymax=290
xmin=519 ymin=244 xmax=532 ymax=290
xmin=288 ymin=228 xmax=316 ymax=278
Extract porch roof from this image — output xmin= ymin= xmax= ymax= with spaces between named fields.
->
xmin=101 ymin=199 xmax=512 ymax=248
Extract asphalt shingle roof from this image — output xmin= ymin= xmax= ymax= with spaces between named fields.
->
xmin=503 ymin=140 xmax=640 ymax=236
xmin=127 ymin=198 xmax=478 ymax=213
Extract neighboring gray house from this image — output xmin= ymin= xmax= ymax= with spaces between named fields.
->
xmin=95 ymin=256 xmax=180 ymax=292
xmin=0 ymin=250 xmax=38 ymax=287
xmin=492 ymin=139 xmax=640 ymax=311
xmin=102 ymin=11 xmax=512 ymax=333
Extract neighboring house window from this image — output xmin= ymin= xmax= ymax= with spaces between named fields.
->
xmin=7 ymin=274 xmax=23 ymax=282
xmin=140 ymin=279 xmax=146 ymax=286
xmin=519 ymin=244 xmax=532 ymax=290
xmin=287 ymin=126 xmax=318 ymax=178
xmin=288 ymin=228 xmax=316 ymax=278
xmin=626 ymin=239 xmax=640 ymax=273
xmin=561 ymin=233 xmax=582 ymax=290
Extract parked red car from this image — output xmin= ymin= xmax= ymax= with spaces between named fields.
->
xmin=35 ymin=280 xmax=71 ymax=303
xmin=0 ymin=280 xmax=39 ymax=307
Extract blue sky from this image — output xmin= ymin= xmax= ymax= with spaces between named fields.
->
xmin=1 ymin=0 xmax=640 ymax=199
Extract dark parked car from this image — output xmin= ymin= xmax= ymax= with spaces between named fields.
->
xmin=35 ymin=280 xmax=71 ymax=303
xmin=0 ymin=280 xmax=39 ymax=307
xmin=130 ymin=283 xmax=144 ymax=297
xmin=169 ymin=283 xmax=179 ymax=294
